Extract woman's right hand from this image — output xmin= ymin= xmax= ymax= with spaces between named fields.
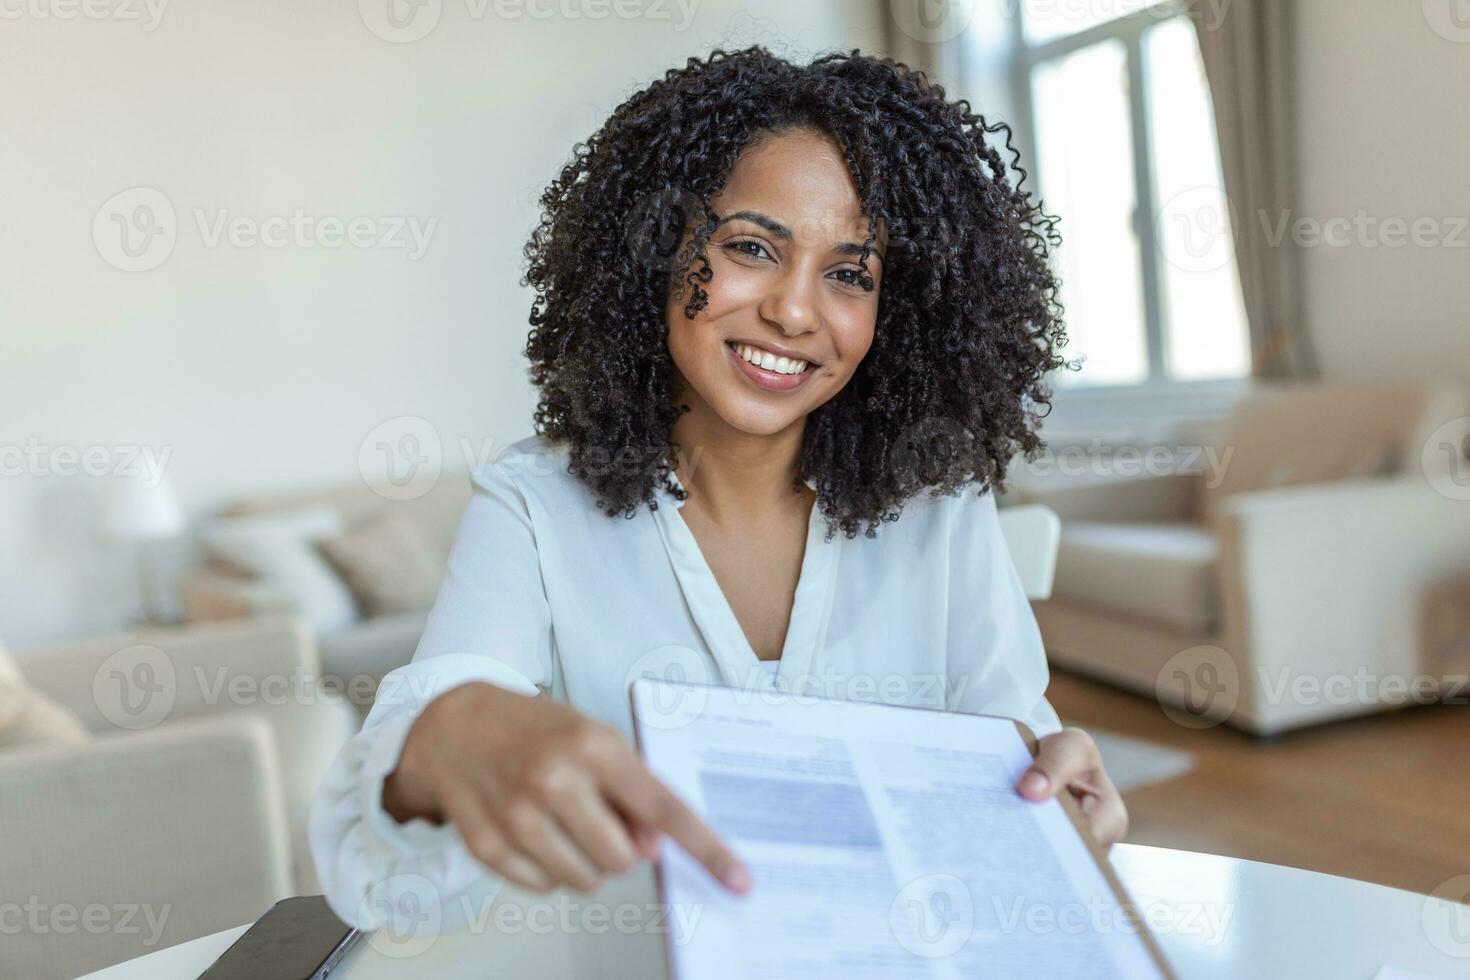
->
xmin=382 ymin=681 xmax=751 ymax=897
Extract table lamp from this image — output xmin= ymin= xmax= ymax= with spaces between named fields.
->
xmin=103 ymin=474 xmax=185 ymax=625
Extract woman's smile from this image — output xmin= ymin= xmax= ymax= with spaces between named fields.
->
xmin=726 ymin=340 xmax=817 ymax=391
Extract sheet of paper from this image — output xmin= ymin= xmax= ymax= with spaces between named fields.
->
xmin=632 ymin=679 xmax=1169 ymax=980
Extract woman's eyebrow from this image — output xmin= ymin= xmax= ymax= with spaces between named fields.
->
xmin=719 ymin=210 xmax=885 ymax=265
xmin=718 ymin=210 xmax=792 ymax=239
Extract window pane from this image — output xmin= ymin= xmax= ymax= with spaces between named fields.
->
xmin=1032 ymin=40 xmax=1148 ymax=387
xmin=1146 ymin=18 xmax=1251 ymax=380
xmin=1022 ymin=0 xmax=1165 ymax=45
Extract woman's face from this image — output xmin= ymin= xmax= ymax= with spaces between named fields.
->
xmin=665 ymin=129 xmax=885 ymax=438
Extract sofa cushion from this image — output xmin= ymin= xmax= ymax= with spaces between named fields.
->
xmin=1053 ymin=521 xmax=1219 ymax=634
xmin=316 ymin=609 xmax=431 ymax=705
xmin=0 ymin=639 xmax=90 ymax=752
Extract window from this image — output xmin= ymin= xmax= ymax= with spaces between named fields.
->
xmin=1015 ymin=0 xmax=1250 ymax=388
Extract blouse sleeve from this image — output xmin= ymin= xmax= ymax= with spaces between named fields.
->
xmin=308 ymin=461 xmax=556 ymax=933
xmin=944 ymin=488 xmax=1064 ymax=739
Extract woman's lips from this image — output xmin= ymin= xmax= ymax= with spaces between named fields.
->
xmin=726 ymin=342 xmax=815 ymax=392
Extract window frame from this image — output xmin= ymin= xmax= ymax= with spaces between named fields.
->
xmin=1002 ymin=0 xmax=1248 ymax=410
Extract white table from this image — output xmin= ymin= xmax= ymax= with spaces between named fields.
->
xmin=81 ymin=844 xmax=1470 ymax=980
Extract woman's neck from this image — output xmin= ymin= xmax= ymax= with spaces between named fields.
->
xmin=670 ymin=399 xmax=810 ymax=525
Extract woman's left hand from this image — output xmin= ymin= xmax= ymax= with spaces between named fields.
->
xmin=1016 ymin=727 xmax=1129 ymax=848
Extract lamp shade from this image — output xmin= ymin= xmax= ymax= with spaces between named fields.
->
xmin=103 ymin=474 xmax=184 ymax=541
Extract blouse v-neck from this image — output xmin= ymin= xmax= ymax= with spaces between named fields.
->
xmin=650 ymin=470 xmax=840 ymax=690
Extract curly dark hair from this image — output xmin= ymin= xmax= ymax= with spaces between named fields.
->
xmin=522 ymin=45 xmax=1067 ymax=539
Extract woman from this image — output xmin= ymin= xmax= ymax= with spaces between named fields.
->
xmin=311 ymin=46 xmax=1126 ymax=932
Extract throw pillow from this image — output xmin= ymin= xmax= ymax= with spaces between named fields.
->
xmin=0 ymin=640 xmax=90 ymax=751
xmin=316 ymin=512 xmax=443 ymax=617
xmin=200 ymin=506 xmax=359 ymax=633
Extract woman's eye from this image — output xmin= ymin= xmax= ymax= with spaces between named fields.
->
xmin=832 ymin=267 xmax=875 ymax=291
xmin=723 ymin=240 xmax=771 ymax=261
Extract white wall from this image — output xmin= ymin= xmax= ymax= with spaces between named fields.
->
xmin=1293 ymin=0 xmax=1470 ymax=381
xmin=0 ymin=0 xmax=885 ymax=645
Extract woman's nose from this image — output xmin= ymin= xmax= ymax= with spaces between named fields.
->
xmin=758 ymin=266 xmax=818 ymax=337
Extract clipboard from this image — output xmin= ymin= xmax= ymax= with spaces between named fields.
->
xmin=629 ymin=676 xmax=1177 ymax=980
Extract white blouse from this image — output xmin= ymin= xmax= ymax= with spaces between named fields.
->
xmin=309 ymin=435 xmax=1062 ymax=931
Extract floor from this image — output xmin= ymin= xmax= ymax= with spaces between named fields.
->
xmin=1047 ymin=667 xmax=1470 ymax=897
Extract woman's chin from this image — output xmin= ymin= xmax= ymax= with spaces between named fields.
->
xmin=709 ymin=398 xmax=808 ymax=438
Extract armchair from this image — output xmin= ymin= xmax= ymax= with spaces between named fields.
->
xmin=1019 ymin=383 xmax=1470 ymax=735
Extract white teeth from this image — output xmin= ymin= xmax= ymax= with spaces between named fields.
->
xmin=735 ymin=343 xmax=809 ymax=375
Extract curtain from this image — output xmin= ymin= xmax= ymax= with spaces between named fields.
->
xmin=1193 ymin=0 xmax=1318 ymax=378
xmin=880 ymin=0 xmax=962 ymax=89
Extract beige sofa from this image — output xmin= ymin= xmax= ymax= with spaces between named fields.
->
xmin=181 ymin=471 xmax=473 ymax=718
xmin=1020 ymin=383 xmax=1470 ymax=736
xmin=0 ymin=618 xmax=357 ymax=979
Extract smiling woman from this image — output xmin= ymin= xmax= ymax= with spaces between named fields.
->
xmin=523 ymin=46 xmax=1069 ymax=539
xmin=309 ymin=46 xmax=1127 ymax=942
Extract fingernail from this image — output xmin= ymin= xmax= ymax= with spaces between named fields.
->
xmin=724 ymin=863 xmax=752 ymax=893
xmin=1020 ymin=772 xmax=1049 ymax=797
